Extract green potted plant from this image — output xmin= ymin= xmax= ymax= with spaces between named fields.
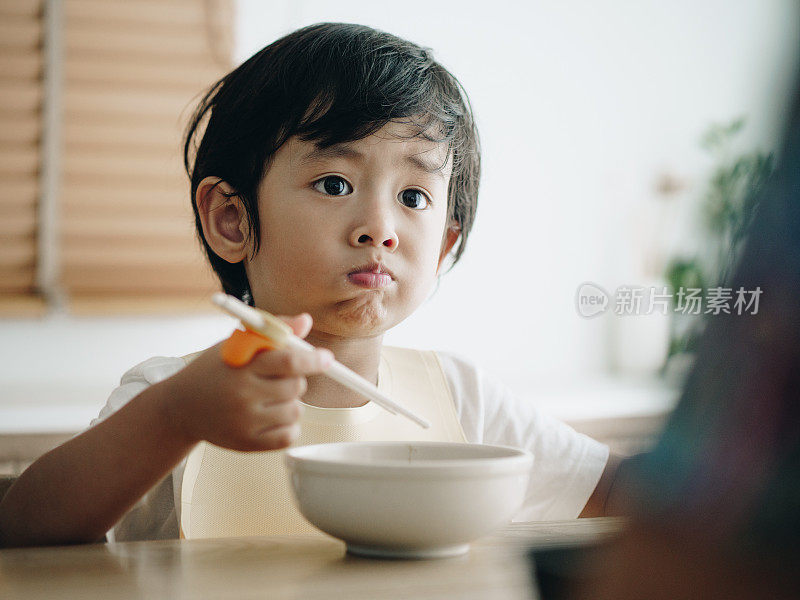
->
xmin=664 ymin=118 xmax=775 ymax=367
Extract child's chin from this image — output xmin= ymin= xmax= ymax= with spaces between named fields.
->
xmin=330 ymin=295 xmax=393 ymax=335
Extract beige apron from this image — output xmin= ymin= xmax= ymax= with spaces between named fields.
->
xmin=180 ymin=346 xmax=467 ymax=539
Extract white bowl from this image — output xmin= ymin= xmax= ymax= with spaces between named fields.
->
xmin=284 ymin=441 xmax=533 ymax=559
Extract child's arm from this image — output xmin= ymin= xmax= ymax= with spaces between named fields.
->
xmin=0 ymin=317 xmax=332 ymax=548
xmin=0 ymin=377 xmax=199 ymax=547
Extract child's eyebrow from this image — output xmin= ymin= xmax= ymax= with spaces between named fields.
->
xmin=299 ymin=143 xmax=446 ymax=180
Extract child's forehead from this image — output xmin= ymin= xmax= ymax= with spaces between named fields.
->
xmin=283 ymin=121 xmax=452 ymax=171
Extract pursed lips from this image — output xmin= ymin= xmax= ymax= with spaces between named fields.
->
xmin=347 ymin=262 xmax=395 ymax=289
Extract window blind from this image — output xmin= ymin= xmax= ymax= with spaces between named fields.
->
xmin=60 ymin=0 xmax=233 ymax=313
xmin=0 ymin=0 xmax=43 ymax=315
xmin=0 ymin=0 xmax=234 ymax=316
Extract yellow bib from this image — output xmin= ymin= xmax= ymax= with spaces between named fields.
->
xmin=180 ymin=346 xmax=467 ymax=539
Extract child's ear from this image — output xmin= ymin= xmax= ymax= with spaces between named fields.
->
xmin=196 ymin=176 xmax=250 ymax=263
xmin=437 ymin=225 xmax=460 ymax=274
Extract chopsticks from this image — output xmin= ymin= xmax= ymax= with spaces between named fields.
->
xmin=212 ymin=293 xmax=431 ymax=429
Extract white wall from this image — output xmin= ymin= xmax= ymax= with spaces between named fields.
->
xmin=1 ymin=0 xmax=798 ymax=419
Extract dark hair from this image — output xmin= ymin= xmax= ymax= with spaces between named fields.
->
xmin=183 ymin=22 xmax=481 ymax=302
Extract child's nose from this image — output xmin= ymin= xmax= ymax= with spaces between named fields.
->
xmin=348 ymin=221 xmax=398 ymax=251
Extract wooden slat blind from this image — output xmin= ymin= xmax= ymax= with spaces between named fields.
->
xmin=0 ymin=0 xmax=234 ymax=315
xmin=0 ymin=0 xmax=42 ymax=307
xmin=60 ymin=0 xmax=232 ymax=310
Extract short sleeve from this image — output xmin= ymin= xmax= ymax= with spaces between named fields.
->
xmin=89 ymin=356 xmax=186 ymax=429
xmin=88 ymin=356 xmax=187 ymax=542
xmin=436 ymin=351 xmax=609 ymax=520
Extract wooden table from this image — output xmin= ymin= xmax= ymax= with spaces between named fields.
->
xmin=0 ymin=519 xmax=624 ymax=600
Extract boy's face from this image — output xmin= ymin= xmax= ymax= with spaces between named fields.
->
xmin=245 ymin=121 xmax=456 ymax=339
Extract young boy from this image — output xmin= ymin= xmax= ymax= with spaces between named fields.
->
xmin=0 ymin=23 xmax=619 ymax=547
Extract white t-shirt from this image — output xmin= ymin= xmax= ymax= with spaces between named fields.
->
xmin=91 ymin=351 xmax=609 ymax=542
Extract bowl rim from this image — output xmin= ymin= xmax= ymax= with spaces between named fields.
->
xmin=284 ymin=441 xmax=533 ymax=479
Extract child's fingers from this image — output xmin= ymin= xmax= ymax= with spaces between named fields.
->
xmin=250 ymin=347 xmax=333 ymax=377
xmin=254 ymin=376 xmax=307 ymax=405
xmin=277 ymin=313 xmax=313 ymax=338
xmin=250 ymin=423 xmax=301 ymax=451
xmin=255 ymin=398 xmax=302 ymax=428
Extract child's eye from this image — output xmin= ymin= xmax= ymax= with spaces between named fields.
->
xmin=312 ymin=175 xmax=352 ymax=196
xmin=398 ymin=189 xmax=430 ymax=210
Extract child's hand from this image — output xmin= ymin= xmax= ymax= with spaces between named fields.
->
xmin=160 ymin=313 xmax=332 ymax=452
